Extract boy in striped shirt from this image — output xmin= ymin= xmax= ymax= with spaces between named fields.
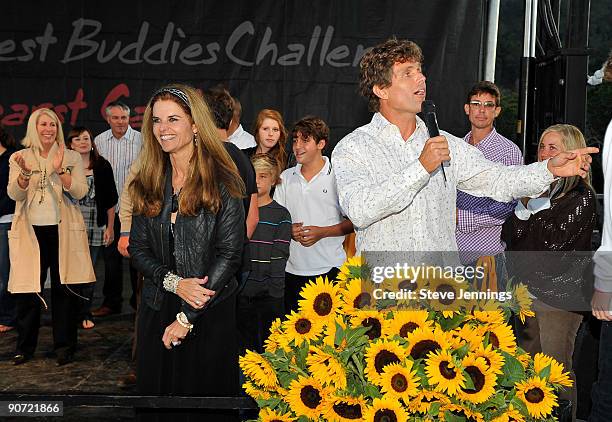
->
xmin=237 ymin=153 xmax=291 ymax=353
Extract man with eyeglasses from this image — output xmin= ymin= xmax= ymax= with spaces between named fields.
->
xmin=455 ymin=81 xmax=523 ymax=288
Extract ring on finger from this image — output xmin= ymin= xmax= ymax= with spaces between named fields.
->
xmin=195 ymin=300 xmax=201 ymax=306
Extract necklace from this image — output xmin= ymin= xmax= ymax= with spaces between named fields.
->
xmin=37 ymin=158 xmax=48 ymax=204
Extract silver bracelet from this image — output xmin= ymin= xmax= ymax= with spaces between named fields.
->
xmin=163 ymin=272 xmax=182 ymax=293
xmin=176 ymin=312 xmax=194 ymax=331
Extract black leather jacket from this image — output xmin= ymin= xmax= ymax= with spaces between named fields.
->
xmin=129 ymin=166 xmax=245 ymax=322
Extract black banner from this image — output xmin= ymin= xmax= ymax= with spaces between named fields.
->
xmin=1 ymin=1 xmax=485 ymax=146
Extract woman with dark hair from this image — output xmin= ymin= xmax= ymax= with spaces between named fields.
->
xmin=0 ymin=124 xmax=17 ymax=333
xmin=129 ymin=83 xmax=244 ymax=421
xmin=8 ymin=108 xmax=94 ymax=366
xmin=244 ymin=109 xmax=289 ymax=170
xmin=504 ymin=124 xmax=596 ymax=422
xmin=66 ymin=126 xmax=118 ymax=329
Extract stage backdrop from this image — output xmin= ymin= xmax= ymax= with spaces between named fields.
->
xmin=1 ymin=1 xmax=486 ymax=148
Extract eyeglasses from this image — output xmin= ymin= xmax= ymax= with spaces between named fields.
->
xmin=469 ymin=100 xmax=497 ymax=109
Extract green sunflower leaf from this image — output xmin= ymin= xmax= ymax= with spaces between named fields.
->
xmin=539 ymin=363 xmax=552 ymax=380
xmin=438 ymin=313 xmax=465 ymax=331
xmin=510 ymin=396 xmax=529 ymax=415
xmin=498 ymin=350 xmax=526 ymax=387
xmin=462 ymin=368 xmax=475 ymax=390
xmin=444 ymin=411 xmax=467 ymax=422
xmin=428 ymin=401 xmax=441 ymax=416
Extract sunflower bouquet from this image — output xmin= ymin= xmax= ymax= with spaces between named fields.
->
xmin=239 ymin=256 xmax=573 ymax=421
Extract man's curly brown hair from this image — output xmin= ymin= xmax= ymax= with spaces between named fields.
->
xmin=359 ymin=38 xmax=424 ymax=112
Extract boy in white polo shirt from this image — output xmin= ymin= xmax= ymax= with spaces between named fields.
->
xmin=274 ymin=116 xmax=353 ymax=312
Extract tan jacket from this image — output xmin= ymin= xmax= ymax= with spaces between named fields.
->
xmin=7 ymin=145 xmax=95 ymax=293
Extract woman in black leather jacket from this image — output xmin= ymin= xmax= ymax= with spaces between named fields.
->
xmin=128 ymin=83 xmax=245 ymax=422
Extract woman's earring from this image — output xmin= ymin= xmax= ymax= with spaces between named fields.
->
xmin=193 ymin=133 xmax=198 ymax=145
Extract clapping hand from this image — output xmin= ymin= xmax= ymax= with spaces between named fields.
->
xmin=52 ymin=142 xmax=65 ymax=174
xmin=14 ymin=153 xmax=31 ymax=173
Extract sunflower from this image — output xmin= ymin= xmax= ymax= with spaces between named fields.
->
xmin=477 ymin=323 xmax=517 ymax=354
xmin=350 ymin=310 xmax=386 ymax=341
xmin=513 ymin=283 xmax=535 ymax=323
xmin=440 ymin=403 xmax=484 ymax=422
xmin=421 ymin=272 xmax=465 ymax=316
xmin=515 ymin=376 xmax=558 ymax=418
xmin=264 ymin=318 xmax=289 ymax=353
xmin=242 ymin=381 xmax=271 ymax=400
xmin=491 ymin=405 xmax=526 ymax=422
xmin=362 ymin=396 xmax=408 ymax=422
xmin=379 ymin=362 xmax=420 ymax=402
xmin=299 ymin=276 xmax=342 ymax=322
xmin=282 ymin=310 xmax=324 ymax=346
xmin=384 ymin=309 xmax=432 ymax=339
xmin=425 ymin=349 xmax=465 ymax=396
xmin=378 ymin=272 xmax=423 ymax=310
xmin=264 ymin=329 xmax=290 ymax=354
xmin=306 ymin=346 xmax=347 ymax=389
xmin=516 ymin=351 xmax=531 ymax=369
xmin=533 ymin=353 xmax=573 ymax=387
xmin=470 ymin=298 xmax=504 ymax=313
xmin=407 ymin=390 xmax=450 ymax=414
xmin=364 ymin=339 xmax=406 ymax=386
xmin=457 ymin=354 xmax=497 ymax=404
xmin=450 ymin=324 xmax=483 ymax=351
xmin=322 ymin=316 xmax=347 ymax=348
xmin=239 ymin=350 xmax=278 ymax=389
xmin=259 ymin=407 xmax=294 ymax=422
xmin=325 ymin=395 xmax=366 ymax=422
xmin=341 ymin=278 xmax=375 ymax=313
xmin=405 ymin=326 xmax=450 ymax=361
xmin=286 ymin=376 xmax=329 ymax=420
xmin=472 ymin=343 xmax=505 ymax=375
xmin=337 ymin=255 xmax=366 ymax=285
xmin=468 ymin=309 xmax=506 ymax=326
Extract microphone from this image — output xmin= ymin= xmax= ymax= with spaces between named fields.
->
xmin=421 ymin=100 xmax=447 ymax=183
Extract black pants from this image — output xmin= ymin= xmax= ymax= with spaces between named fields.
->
xmin=15 ymin=225 xmax=78 ymax=357
xmin=237 ymin=294 xmax=284 ymax=354
xmin=284 ymin=267 xmax=340 ymax=313
xmin=102 ymin=214 xmax=138 ymax=310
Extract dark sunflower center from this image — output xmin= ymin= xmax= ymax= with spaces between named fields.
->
xmin=398 ymin=279 xmax=416 ymax=291
xmin=439 ymin=361 xmax=456 ymax=379
xmin=332 ymin=402 xmax=363 ymax=419
xmin=489 ymin=332 xmax=500 ymax=348
xmin=373 ymin=409 xmax=398 ymax=422
xmin=374 ymin=350 xmax=400 ymax=374
xmin=391 ymin=373 xmax=408 ymax=392
xmin=295 ymin=318 xmax=312 ymax=334
xmin=410 ymin=340 xmax=440 ymax=360
xmin=353 ymin=292 xmax=372 ymax=309
xmin=436 ymin=284 xmax=456 ymax=305
xmin=399 ymin=322 xmax=419 ymax=337
xmin=313 ymin=293 xmax=333 ymax=316
xmin=525 ymin=387 xmax=545 ymax=403
xmin=461 ymin=366 xmax=485 ymax=394
xmin=300 ymin=385 xmax=322 ymax=409
xmin=362 ymin=317 xmax=382 ymax=340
